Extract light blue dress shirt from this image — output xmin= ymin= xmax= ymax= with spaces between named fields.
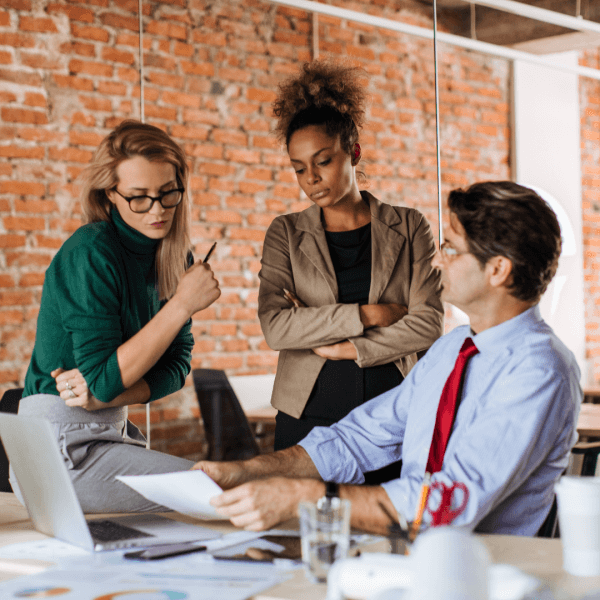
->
xmin=299 ymin=305 xmax=582 ymax=535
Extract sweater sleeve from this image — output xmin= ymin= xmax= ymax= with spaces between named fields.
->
xmin=142 ymin=312 xmax=194 ymax=402
xmin=53 ymin=236 xmax=126 ymax=403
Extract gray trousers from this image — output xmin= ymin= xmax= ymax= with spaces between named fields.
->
xmin=12 ymin=394 xmax=194 ymax=513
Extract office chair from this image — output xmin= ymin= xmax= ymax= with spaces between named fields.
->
xmin=192 ymin=369 xmax=260 ymax=462
xmin=0 ymin=388 xmax=23 ymax=492
xmin=537 ymin=440 xmax=600 ymax=538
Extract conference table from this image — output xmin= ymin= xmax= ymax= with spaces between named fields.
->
xmin=0 ymin=493 xmax=599 ymax=600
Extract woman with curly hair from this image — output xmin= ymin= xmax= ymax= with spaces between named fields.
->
xmin=259 ymin=61 xmax=444 ymax=483
xmin=15 ymin=120 xmax=221 ymax=512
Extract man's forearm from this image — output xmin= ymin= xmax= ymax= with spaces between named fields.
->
xmin=244 ymin=445 xmax=321 ymax=481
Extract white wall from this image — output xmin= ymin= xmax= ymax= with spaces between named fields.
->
xmin=512 ymin=52 xmax=586 ymax=380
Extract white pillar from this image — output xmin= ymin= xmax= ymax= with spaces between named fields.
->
xmin=512 ymin=52 xmax=586 ymax=381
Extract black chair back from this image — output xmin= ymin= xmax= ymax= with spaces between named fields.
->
xmin=192 ymin=370 xmax=259 ymax=461
xmin=0 ymin=388 xmax=23 ymax=492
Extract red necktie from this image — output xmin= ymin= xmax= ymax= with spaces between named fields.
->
xmin=426 ymin=338 xmax=479 ymax=474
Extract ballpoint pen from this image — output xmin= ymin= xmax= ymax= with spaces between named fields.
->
xmin=203 ymin=241 xmax=217 ymax=263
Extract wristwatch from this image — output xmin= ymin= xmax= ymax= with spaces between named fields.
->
xmin=325 ymin=481 xmax=340 ymax=499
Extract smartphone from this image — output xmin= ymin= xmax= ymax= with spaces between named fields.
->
xmin=212 ymin=535 xmax=301 ymax=563
xmin=123 ymin=542 xmax=207 ymax=561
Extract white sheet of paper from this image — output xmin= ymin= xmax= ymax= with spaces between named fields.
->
xmin=117 ymin=470 xmax=225 ymax=520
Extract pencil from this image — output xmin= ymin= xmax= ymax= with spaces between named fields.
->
xmin=410 ymin=471 xmax=431 ymax=541
xmin=203 ymin=242 xmax=217 ymax=263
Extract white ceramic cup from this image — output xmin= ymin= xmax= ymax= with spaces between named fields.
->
xmin=408 ymin=527 xmax=490 ymax=600
xmin=555 ymin=475 xmax=600 ymax=577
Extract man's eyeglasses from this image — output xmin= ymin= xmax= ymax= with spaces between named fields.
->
xmin=439 ymin=242 xmax=470 ymax=260
xmin=111 ymin=185 xmax=185 ymax=214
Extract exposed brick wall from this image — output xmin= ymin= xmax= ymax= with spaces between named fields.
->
xmin=1 ymin=0 xmax=514 ymax=459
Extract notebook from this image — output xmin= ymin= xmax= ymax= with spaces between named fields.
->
xmin=0 ymin=413 xmax=221 ymax=551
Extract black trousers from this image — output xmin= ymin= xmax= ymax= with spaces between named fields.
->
xmin=274 ymin=360 xmax=403 ymax=485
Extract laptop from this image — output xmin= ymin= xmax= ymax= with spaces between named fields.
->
xmin=0 ymin=413 xmax=221 ymax=552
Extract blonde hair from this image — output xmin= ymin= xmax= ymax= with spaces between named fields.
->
xmin=79 ymin=120 xmax=191 ymax=300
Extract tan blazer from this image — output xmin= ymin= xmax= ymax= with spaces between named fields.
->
xmin=258 ymin=191 xmax=444 ymax=418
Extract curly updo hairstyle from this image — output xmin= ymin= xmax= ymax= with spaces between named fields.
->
xmin=272 ymin=60 xmax=367 ymax=154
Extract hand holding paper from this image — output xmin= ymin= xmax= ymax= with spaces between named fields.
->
xmin=117 ymin=469 xmax=226 ymax=520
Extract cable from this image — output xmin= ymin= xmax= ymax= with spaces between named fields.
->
xmin=433 ymin=0 xmax=443 ymax=246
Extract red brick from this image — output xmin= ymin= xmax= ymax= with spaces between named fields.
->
xmin=15 ymin=199 xmax=57 ymax=214
xmin=69 ymin=59 xmax=113 ymax=78
xmin=47 ymin=3 xmax=94 ymax=23
xmin=0 ymin=181 xmax=45 ymax=196
xmin=0 ymin=51 xmax=11 ymax=65
xmin=101 ymin=47 xmax=135 ymax=64
xmin=1 ymin=108 xmax=48 ymax=125
xmin=69 ymin=130 xmax=104 ymax=147
xmin=147 ymin=71 xmax=184 ymax=88
xmin=18 ymin=128 xmax=63 ymax=143
xmin=79 ymin=96 xmax=112 ymax=112
xmin=19 ymin=16 xmax=58 ymax=33
xmin=0 ymin=234 xmax=26 ymax=248
xmin=180 ymin=60 xmax=214 ymax=77
xmin=146 ymin=20 xmax=187 ymax=40
xmin=0 ymin=145 xmax=45 ymax=159
xmin=100 ymin=13 xmax=139 ymax=32
xmin=0 ymin=275 xmax=15 ymax=287
xmin=19 ymin=272 xmax=45 ymax=286
xmin=209 ymin=356 xmax=244 ymax=370
xmin=98 ymin=81 xmax=127 ymax=96
xmin=162 ymin=91 xmax=201 ymax=108
xmin=48 ymin=146 xmax=93 ymax=163
xmin=5 ymin=252 xmax=52 ymax=268
xmin=53 ymin=74 xmax=94 ymax=91
xmin=204 ymin=210 xmax=242 ymax=224
xmin=35 ymin=235 xmax=64 ymax=249
xmin=0 ymin=370 xmax=20 ymax=383
xmin=24 ymin=92 xmax=46 ymax=108
xmin=4 ymin=216 xmax=45 ymax=231
xmin=71 ymin=23 xmax=109 ymax=42
xmin=0 ymin=291 xmax=33 ymax=306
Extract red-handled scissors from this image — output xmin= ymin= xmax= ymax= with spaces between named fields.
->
xmin=426 ymin=481 xmax=469 ymax=526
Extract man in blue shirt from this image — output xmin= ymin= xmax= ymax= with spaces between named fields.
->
xmin=193 ymin=181 xmax=582 ymax=536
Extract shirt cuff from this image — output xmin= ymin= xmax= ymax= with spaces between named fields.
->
xmin=299 ymin=426 xmax=365 ymax=484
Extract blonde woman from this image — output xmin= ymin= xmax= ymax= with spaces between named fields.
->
xmin=16 ymin=121 xmax=220 ymax=512
xmin=259 ymin=62 xmax=444 ymax=483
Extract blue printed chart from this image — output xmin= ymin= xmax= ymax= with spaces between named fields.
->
xmin=0 ymin=557 xmax=288 ymax=600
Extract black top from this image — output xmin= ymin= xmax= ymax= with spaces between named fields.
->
xmin=302 ymin=222 xmax=402 ymax=423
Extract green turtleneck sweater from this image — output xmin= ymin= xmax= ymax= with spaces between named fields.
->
xmin=23 ymin=209 xmax=194 ymax=403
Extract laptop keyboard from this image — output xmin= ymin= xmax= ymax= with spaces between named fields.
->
xmin=88 ymin=519 xmax=153 ymax=543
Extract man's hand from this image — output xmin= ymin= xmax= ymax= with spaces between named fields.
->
xmin=210 ymin=477 xmax=324 ymax=531
xmin=191 ymin=460 xmax=248 ymax=490
xmin=312 ymin=341 xmax=357 ymax=360
xmin=52 ymin=367 xmax=106 ymax=411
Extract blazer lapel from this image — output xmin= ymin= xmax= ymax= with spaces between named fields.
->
xmin=296 ymin=204 xmax=338 ymax=302
xmin=366 ymin=192 xmax=406 ymax=304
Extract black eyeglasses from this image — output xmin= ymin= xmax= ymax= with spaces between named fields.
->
xmin=111 ymin=184 xmax=185 ymax=214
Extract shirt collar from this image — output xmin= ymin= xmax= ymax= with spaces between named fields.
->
xmin=110 ymin=207 xmax=160 ymax=256
xmin=471 ymin=305 xmax=542 ymax=355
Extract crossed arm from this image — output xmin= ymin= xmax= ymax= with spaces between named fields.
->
xmin=191 ymin=445 xmax=399 ymax=535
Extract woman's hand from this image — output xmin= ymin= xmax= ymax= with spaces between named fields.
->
xmin=173 ymin=262 xmax=221 ymax=317
xmin=283 ymin=288 xmax=306 ymax=308
xmin=360 ymin=303 xmax=408 ymax=328
xmin=312 ymin=341 xmax=357 ymax=360
xmin=52 ymin=367 xmax=106 ymax=411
